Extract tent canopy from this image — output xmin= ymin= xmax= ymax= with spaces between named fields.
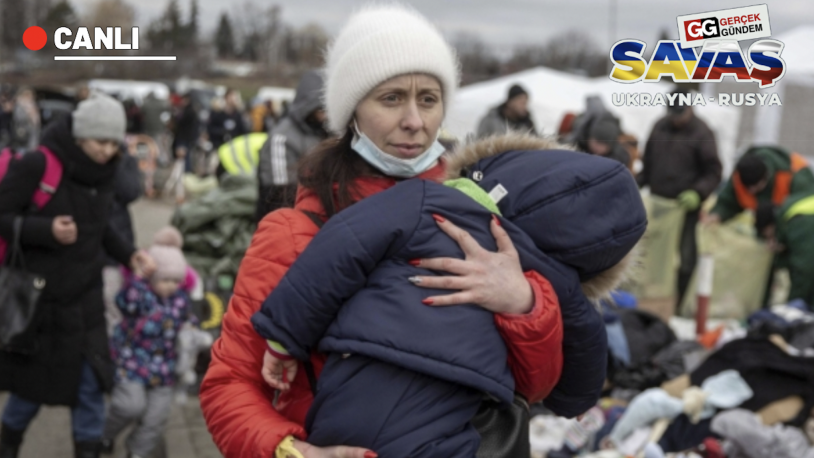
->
xmin=448 ymin=66 xmax=742 ymax=175
xmin=773 ymin=25 xmax=814 ymax=84
xmin=699 ymin=26 xmax=814 ymax=157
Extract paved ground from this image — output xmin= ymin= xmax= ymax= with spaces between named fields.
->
xmin=1 ymin=197 xmax=223 ymax=458
xmin=132 ymin=197 xmax=178 ymax=249
xmin=0 ymin=391 xmax=221 ymax=458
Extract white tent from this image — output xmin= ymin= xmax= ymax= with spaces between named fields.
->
xmin=448 ymin=66 xmax=742 ymax=175
xmin=256 ymin=86 xmax=295 ymax=104
xmin=773 ymin=25 xmax=814 ymax=85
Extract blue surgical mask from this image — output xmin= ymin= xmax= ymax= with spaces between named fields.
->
xmin=351 ymin=121 xmax=446 ymax=178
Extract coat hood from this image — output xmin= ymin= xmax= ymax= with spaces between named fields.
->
xmin=289 ymin=70 xmax=325 ymax=126
xmin=446 ymin=132 xmax=646 ymax=300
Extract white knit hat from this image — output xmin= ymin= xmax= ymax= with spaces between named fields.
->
xmin=324 ymin=4 xmax=461 ymax=134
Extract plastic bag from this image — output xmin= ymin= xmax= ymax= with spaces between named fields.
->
xmin=680 ymin=215 xmax=773 ymax=320
xmin=626 ymin=194 xmax=685 ymax=299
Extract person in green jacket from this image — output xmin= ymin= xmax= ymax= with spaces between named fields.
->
xmin=706 ymin=146 xmax=814 ymax=224
xmin=755 ymin=193 xmax=814 ymax=310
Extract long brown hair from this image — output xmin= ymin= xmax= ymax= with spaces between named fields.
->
xmin=297 ymin=128 xmax=383 ymax=218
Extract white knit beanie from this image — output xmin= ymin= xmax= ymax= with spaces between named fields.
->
xmin=324 ymin=4 xmax=461 ymax=134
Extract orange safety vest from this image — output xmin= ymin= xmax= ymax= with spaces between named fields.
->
xmin=733 ymin=152 xmax=809 ymax=210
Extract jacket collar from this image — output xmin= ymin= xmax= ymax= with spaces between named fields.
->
xmin=294 ymin=157 xmax=448 ymax=216
xmin=444 ymin=132 xmax=569 ymax=181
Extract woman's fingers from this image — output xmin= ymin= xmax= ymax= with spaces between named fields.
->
xmin=136 ymin=251 xmax=157 ymax=277
xmin=433 ymin=214 xmax=486 ymax=257
xmin=490 ymin=215 xmax=518 ymax=258
xmin=293 ymin=440 xmax=377 ymax=458
xmin=422 ymin=291 xmax=474 ymax=307
xmin=53 ymin=216 xmax=78 ymax=245
xmin=326 ymin=446 xmax=378 ymax=458
xmin=412 ymin=257 xmax=471 ymax=275
xmin=409 ymin=274 xmax=469 ymax=291
xmin=414 ymin=212 xmax=532 ymax=314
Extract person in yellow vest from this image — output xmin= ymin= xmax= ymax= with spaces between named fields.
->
xmin=706 ymin=146 xmax=814 ymax=224
xmin=755 ymin=194 xmax=814 ymax=310
xmin=216 ymin=132 xmax=268 ymax=178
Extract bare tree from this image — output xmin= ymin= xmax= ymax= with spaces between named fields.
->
xmin=452 ymin=32 xmax=501 ymax=84
xmin=87 ymin=0 xmax=135 ymax=30
xmin=508 ymin=30 xmax=607 ymax=77
xmin=233 ymin=0 xmax=283 ymax=66
xmin=146 ymin=0 xmax=184 ymax=52
xmin=33 ymin=0 xmax=79 ymax=56
xmin=1 ymin=0 xmax=52 ymax=64
xmin=283 ymin=23 xmax=328 ymax=69
xmin=215 ymin=12 xmax=235 ymax=58
xmin=44 ymin=1 xmax=79 ymax=31
xmin=140 ymin=0 xmax=208 ymax=77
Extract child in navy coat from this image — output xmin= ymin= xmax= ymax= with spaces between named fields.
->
xmin=252 ymin=137 xmax=646 ymax=457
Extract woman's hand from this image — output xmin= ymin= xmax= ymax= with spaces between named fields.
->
xmin=291 ymin=439 xmax=377 ymax=458
xmin=409 ymin=214 xmax=534 ymax=315
xmin=130 ymin=249 xmax=156 ymax=278
xmin=52 ymin=215 xmax=77 ymax=245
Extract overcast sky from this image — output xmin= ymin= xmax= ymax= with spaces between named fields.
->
xmin=70 ymin=0 xmax=813 ymax=54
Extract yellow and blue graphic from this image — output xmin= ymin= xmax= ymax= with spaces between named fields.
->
xmin=609 ymin=38 xmax=785 ymax=88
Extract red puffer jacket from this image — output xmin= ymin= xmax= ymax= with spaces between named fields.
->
xmin=199 ymin=162 xmax=564 ymax=458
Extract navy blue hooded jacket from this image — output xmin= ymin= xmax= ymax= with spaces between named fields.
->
xmin=252 ymin=137 xmax=646 ymax=419
xmin=453 ymin=140 xmax=648 ymax=413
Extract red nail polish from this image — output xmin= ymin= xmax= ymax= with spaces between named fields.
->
xmin=409 ymin=259 xmax=421 ymax=266
xmin=492 ymin=214 xmax=501 ymax=226
xmin=432 ymin=214 xmax=445 ymax=223
xmin=364 ymin=452 xmax=378 ymax=458
xmin=422 ymin=298 xmax=434 ymax=305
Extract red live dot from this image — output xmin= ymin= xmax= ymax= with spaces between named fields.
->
xmin=23 ymin=26 xmax=48 ymax=51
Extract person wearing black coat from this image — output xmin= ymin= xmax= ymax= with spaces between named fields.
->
xmin=0 ymin=93 xmax=154 ymax=458
xmin=476 ymin=84 xmax=538 ymax=139
xmin=103 ymin=152 xmax=144 ymax=333
xmin=636 ymin=96 xmax=722 ymax=310
xmin=171 ymin=94 xmax=200 ymax=173
xmin=106 ymin=152 xmax=144 ymax=255
xmin=584 ymin=117 xmax=631 ymax=169
xmin=206 ymin=90 xmax=247 ymax=150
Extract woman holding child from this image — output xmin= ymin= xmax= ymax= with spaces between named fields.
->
xmin=201 ymin=5 xmax=644 ymax=458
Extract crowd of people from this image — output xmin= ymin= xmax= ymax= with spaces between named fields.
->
xmin=1 ymin=4 xmax=813 ymax=458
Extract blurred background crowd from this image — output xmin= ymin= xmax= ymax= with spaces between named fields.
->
xmin=2 ymin=1 xmax=814 ymax=457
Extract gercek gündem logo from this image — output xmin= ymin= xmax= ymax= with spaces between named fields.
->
xmin=21 ymin=25 xmax=174 ymax=61
xmin=608 ymin=4 xmax=784 ymax=107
